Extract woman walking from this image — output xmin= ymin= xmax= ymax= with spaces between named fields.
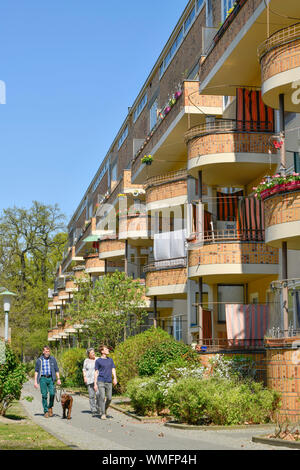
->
xmin=82 ymin=348 xmax=98 ymax=416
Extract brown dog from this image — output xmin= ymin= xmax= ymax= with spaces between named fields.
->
xmin=61 ymin=393 xmax=73 ymax=420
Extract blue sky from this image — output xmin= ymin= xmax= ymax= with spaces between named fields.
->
xmin=0 ymin=0 xmax=188 ymax=223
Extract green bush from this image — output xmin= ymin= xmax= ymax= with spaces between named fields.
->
xmin=111 ymin=327 xmax=172 ymax=393
xmin=166 ymin=377 xmax=281 ymax=426
xmin=209 ymin=354 xmax=256 ymax=381
xmin=126 ymin=377 xmax=164 ymax=416
xmin=0 ymin=344 xmax=27 ymax=416
xmin=57 ymin=348 xmax=86 ymax=387
xmin=137 ymin=341 xmax=198 ymax=377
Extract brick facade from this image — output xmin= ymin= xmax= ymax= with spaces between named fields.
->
xmin=99 ymin=240 xmax=126 ymax=254
xmin=187 ymin=132 xmax=276 ymax=160
xmin=146 ymin=178 xmax=187 ymax=204
xmin=146 ymin=267 xmax=187 ymax=288
xmin=189 ymin=242 xmax=279 ymax=266
xmin=261 ymin=38 xmax=300 ymax=83
xmin=85 ymin=254 xmax=105 ymax=271
xmin=264 ymin=191 xmax=300 ymax=228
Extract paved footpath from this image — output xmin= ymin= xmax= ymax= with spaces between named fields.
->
xmin=21 ymin=381 xmax=291 ymax=451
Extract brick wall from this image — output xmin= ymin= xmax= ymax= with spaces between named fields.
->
xmin=188 ymin=132 xmax=276 ymax=160
xmin=146 ymin=267 xmax=187 ymax=288
xmin=146 ymin=179 xmax=187 ymax=204
xmin=119 ymin=215 xmax=147 ymax=234
xmin=189 ymin=242 xmax=279 ymax=266
xmin=85 ymin=255 xmax=105 ymax=271
xmin=99 ymin=240 xmax=126 ymax=254
xmin=264 ymin=192 xmax=300 ymax=227
xmin=261 ymin=39 xmax=300 ymax=83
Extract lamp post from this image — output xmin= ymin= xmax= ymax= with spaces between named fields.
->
xmin=0 ymin=289 xmax=17 ymax=342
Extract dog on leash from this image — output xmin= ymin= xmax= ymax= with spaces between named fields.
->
xmin=61 ymin=393 xmax=73 ymax=420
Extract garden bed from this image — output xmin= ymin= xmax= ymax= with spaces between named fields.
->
xmin=252 ymin=435 xmax=300 ymax=449
xmin=110 ymin=399 xmax=171 ymax=423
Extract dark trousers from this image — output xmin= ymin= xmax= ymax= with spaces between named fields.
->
xmin=40 ymin=376 xmax=55 ymax=413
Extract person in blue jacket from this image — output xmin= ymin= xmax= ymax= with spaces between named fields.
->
xmin=94 ymin=345 xmax=117 ymax=419
xmin=34 ymin=345 xmax=61 ymax=418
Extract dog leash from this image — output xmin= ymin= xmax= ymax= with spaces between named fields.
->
xmin=55 ymin=386 xmax=65 ymax=402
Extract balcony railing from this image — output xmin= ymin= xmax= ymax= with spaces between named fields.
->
xmin=258 ymin=22 xmax=300 ymax=61
xmin=144 ymin=257 xmax=187 ymax=273
xmin=192 ymin=228 xmax=265 ymax=244
xmin=185 ymin=119 xmax=274 ymax=143
xmin=198 ymin=338 xmax=266 ymax=351
xmin=145 ymin=169 xmax=187 ymax=189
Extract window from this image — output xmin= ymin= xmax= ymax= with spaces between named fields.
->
xmin=92 ymin=161 xmax=109 ymax=193
xmin=222 ymin=0 xmax=235 ymax=21
xmin=184 ymin=7 xmax=195 ymax=34
xmin=111 ymin=162 xmax=117 ymax=188
xmin=206 ymin=0 xmax=213 ymax=27
xmin=118 ymin=126 xmax=128 ymax=150
xmin=218 ymin=285 xmax=244 ymax=323
xmin=150 ymin=99 xmax=158 ymax=131
xmin=159 ymin=28 xmax=183 ymax=78
xmin=133 ymin=94 xmax=147 ymax=122
xmin=173 ymin=316 xmax=183 ymax=341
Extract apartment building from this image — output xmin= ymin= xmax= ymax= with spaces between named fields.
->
xmin=48 ymin=0 xmax=300 ymax=352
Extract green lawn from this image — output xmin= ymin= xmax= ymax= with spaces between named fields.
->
xmin=0 ymin=401 xmax=71 ymax=450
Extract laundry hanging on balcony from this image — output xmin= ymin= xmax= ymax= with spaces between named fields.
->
xmin=236 ymin=88 xmax=274 ymax=131
xmin=237 ymin=197 xmax=264 ymax=241
xmin=154 ymin=229 xmax=187 ymax=261
xmin=225 ymin=303 xmax=269 ymax=347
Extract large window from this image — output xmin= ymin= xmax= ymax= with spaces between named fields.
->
xmin=217 ymin=285 xmax=244 ymax=323
xmin=184 ymin=6 xmax=195 ymax=34
xmin=133 ymin=94 xmax=147 ymax=123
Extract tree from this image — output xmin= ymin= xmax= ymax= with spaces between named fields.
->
xmin=0 ymin=201 xmax=68 ymax=359
xmin=66 ymin=271 xmax=148 ymax=349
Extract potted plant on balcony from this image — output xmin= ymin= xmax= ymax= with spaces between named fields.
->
xmin=254 ymin=172 xmax=300 ymax=200
xmin=141 ymin=155 xmax=153 ymax=166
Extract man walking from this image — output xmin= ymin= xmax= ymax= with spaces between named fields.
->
xmin=34 ymin=345 xmax=61 ymax=418
xmin=94 ymin=345 xmax=117 ymax=420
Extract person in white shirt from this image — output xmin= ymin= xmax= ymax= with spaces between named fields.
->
xmin=82 ymin=348 xmax=99 ymax=416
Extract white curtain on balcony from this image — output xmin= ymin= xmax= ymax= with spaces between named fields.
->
xmin=154 ymin=229 xmax=186 ymax=261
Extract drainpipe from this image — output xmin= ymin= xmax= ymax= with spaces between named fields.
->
xmin=198 ymin=171 xmax=203 ymax=345
xmin=153 ymin=296 xmax=157 ymax=329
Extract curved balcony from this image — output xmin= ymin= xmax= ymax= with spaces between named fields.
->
xmin=65 ymin=278 xmax=78 ymax=293
xmin=188 ymin=233 xmax=279 ymax=284
xmin=58 ymin=289 xmax=69 ymax=301
xmin=185 ymin=119 xmax=277 ymax=186
xmin=118 ymin=214 xmax=149 ymax=246
xmin=84 ymin=253 xmax=105 ymax=274
xmin=259 ymin=23 xmax=300 ymax=112
xmin=264 ymin=189 xmax=300 ymax=249
xmin=99 ymin=238 xmax=126 ymax=260
xmin=145 ymin=170 xmax=187 ymax=211
xmin=144 ymin=258 xmax=187 ymax=298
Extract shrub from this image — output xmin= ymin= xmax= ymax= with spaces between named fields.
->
xmin=209 ymin=354 xmax=256 ymax=381
xmin=111 ymin=327 xmax=172 ymax=393
xmin=57 ymin=348 xmax=86 ymax=387
xmin=126 ymin=377 xmax=164 ymax=416
xmin=166 ymin=377 xmax=281 ymax=426
xmin=155 ymin=359 xmax=205 ymax=398
xmin=0 ymin=344 xmax=27 ymax=416
xmin=137 ymin=341 xmax=198 ymax=377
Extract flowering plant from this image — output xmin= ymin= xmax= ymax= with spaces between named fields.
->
xmin=253 ymin=172 xmax=300 ymax=199
xmin=141 ymin=154 xmax=153 ymax=164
